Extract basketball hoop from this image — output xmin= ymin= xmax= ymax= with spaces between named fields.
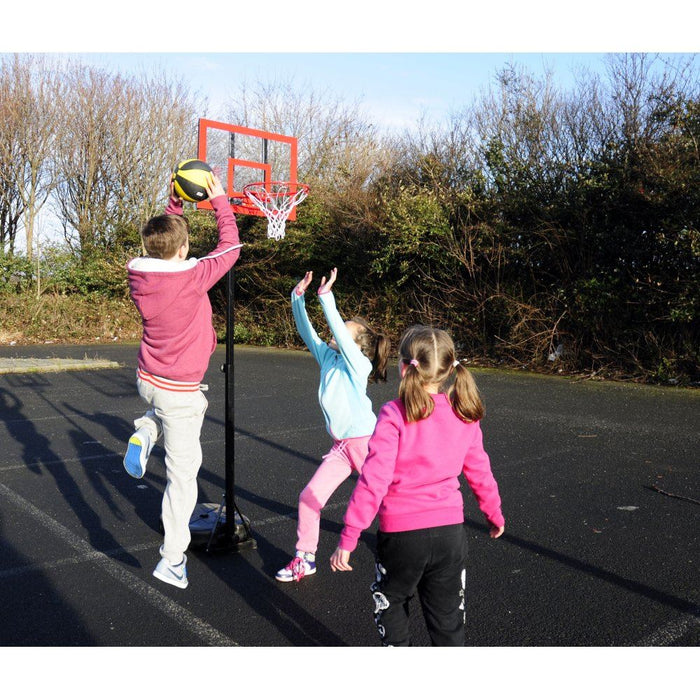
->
xmin=243 ymin=181 xmax=309 ymax=240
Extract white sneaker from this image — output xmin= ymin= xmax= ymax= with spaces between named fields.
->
xmin=123 ymin=427 xmax=153 ymax=479
xmin=275 ymin=551 xmax=316 ymax=582
xmin=153 ymin=555 xmax=188 ymax=589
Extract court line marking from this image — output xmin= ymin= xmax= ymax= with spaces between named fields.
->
xmin=0 ymin=539 xmax=163 ymax=579
xmin=0 ymin=481 xmax=238 ymax=646
xmin=0 ymin=504 xmax=346 ymax=580
xmin=632 ymin=611 xmax=700 ymax=646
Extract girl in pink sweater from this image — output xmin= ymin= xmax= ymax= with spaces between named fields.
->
xmin=330 ymin=325 xmax=505 ymax=646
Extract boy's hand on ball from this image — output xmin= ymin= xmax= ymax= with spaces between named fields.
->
xmin=169 ymin=180 xmax=182 ymax=204
xmin=205 ymin=173 xmax=226 ymax=200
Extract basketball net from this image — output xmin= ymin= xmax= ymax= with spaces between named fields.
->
xmin=243 ymin=182 xmax=309 ymax=240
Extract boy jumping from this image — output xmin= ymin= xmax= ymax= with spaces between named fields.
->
xmin=124 ymin=172 xmax=241 ymax=589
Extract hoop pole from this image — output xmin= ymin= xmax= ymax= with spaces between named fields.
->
xmin=223 ymin=267 xmax=236 ymax=540
xmin=218 ymin=267 xmax=255 ymax=548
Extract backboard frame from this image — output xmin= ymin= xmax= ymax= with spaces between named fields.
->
xmin=195 ymin=118 xmax=300 ymax=220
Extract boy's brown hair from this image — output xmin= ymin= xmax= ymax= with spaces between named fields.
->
xmin=141 ymin=214 xmax=189 ymax=259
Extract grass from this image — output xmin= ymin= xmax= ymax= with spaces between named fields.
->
xmin=0 ymin=293 xmax=143 ymax=345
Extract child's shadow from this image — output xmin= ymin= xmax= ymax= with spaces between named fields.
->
xmin=62 ymin=402 xmax=167 ymax=549
xmin=0 ymin=388 xmax=140 ymax=567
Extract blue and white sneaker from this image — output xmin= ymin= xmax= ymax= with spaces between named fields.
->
xmin=153 ymin=554 xmax=188 ymax=589
xmin=123 ymin=427 xmax=153 ymax=479
xmin=275 ymin=551 xmax=316 ymax=582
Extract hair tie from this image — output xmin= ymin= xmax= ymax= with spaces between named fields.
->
xmin=410 ymin=359 xmax=419 ymax=368
xmin=453 ymin=359 xmax=460 ymax=368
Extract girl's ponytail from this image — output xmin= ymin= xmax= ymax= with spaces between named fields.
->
xmin=399 ymin=359 xmax=435 ymax=422
xmin=351 ymin=316 xmax=390 ymax=383
xmin=370 ymin=333 xmax=390 ymax=383
xmin=450 ymin=361 xmax=484 ymax=422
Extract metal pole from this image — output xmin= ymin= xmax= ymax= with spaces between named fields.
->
xmin=223 ymin=267 xmax=236 ymax=541
xmin=217 ymin=220 xmax=255 ymax=549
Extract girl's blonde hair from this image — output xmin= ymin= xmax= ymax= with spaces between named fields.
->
xmin=398 ymin=325 xmax=484 ymax=423
xmin=351 ymin=316 xmax=390 ymax=383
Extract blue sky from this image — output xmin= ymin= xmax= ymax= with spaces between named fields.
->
xmin=71 ymin=52 xmax=605 ymax=128
xmin=55 ymin=52 xmax=695 ymax=131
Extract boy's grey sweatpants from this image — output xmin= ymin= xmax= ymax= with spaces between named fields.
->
xmin=134 ymin=377 xmax=208 ymax=565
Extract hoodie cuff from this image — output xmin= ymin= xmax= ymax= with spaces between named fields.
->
xmin=338 ymin=527 xmax=360 ymax=553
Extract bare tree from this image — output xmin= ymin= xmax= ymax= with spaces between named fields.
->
xmin=226 ymin=76 xmax=389 ymax=195
xmin=51 ymin=63 xmax=116 ymax=251
xmin=53 ymin=60 xmax=203 ymax=253
xmin=111 ymin=70 xmax=203 ymax=235
xmin=0 ymin=54 xmax=63 ymax=260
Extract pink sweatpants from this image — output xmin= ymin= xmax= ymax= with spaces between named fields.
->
xmin=296 ymin=435 xmax=371 ymax=554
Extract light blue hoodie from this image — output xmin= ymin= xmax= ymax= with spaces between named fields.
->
xmin=291 ymin=289 xmax=377 ymax=440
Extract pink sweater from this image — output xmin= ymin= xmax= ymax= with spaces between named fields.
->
xmin=339 ymin=393 xmax=504 ymax=552
xmin=127 ymin=195 xmax=241 ymax=383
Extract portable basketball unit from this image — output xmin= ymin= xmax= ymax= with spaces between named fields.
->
xmin=187 ymin=118 xmax=308 ymax=553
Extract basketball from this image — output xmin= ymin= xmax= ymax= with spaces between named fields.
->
xmin=172 ymin=159 xmax=213 ymax=202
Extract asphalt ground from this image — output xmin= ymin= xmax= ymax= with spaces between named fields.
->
xmin=0 ymin=343 xmax=697 ymax=691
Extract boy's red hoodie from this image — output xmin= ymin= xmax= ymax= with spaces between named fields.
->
xmin=127 ymin=195 xmax=241 ymax=383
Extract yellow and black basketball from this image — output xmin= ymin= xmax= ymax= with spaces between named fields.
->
xmin=172 ymin=159 xmax=213 ymax=202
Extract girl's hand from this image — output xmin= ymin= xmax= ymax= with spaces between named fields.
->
xmin=489 ymin=524 xmax=505 ymax=539
xmin=330 ymin=547 xmax=352 ymax=572
xmin=205 ymin=172 xmax=226 ymax=200
xmin=318 ymin=267 xmax=337 ymax=294
xmin=294 ymin=271 xmax=313 ymax=296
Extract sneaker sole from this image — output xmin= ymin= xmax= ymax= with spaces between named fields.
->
xmin=153 ymin=569 xmax=188 ymax=589
xmin=124 ymin=438 xmax=146 ymax=479
xmin=275 ymin=567 xmax=317 ymax=582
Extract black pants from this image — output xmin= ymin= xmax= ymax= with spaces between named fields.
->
xmin=371 ymin=523 xmax=468 ymax=646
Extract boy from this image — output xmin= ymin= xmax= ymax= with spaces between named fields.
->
xmin=124 ymin=172 xmax=241 ymax=589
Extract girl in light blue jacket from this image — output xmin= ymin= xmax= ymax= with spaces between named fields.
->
xmin=276 ymin=268 xmax=390 ymax=582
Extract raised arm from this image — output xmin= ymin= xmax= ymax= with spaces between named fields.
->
xmin=164 ymin=179 xmax=184 ymax=216
xmin=192 ymin=173 xmax=242 ymax=291
xmin=317 ymin=268 xmax=369 ymax=379
xmin=291 ymin=271 xmax=333 ymax=366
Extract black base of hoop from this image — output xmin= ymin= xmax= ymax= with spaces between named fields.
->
xmin=188 ymin=501 xmax=257 ymax=553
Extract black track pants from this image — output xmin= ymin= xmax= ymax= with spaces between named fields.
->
xmin=371 ymin=523 xmax=468 ymax=646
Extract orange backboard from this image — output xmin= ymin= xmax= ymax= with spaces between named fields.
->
xmin=196 ymin=118 xmax=300 ymax=220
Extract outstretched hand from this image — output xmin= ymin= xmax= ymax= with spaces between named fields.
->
xmin=330 ymin=547 xmax=352 ymax=572
xmin=294 ymin=271 xmax=314 ymax=296
xmin=318 ymin=267 xmax=338 ymax=295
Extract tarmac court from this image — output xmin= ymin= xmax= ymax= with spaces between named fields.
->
xmin=0 ymin=343 xmax=697 ymax=653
